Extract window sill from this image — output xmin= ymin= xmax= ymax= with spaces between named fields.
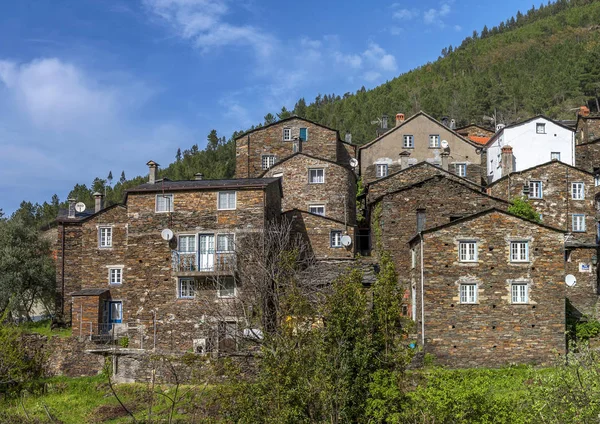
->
xmin=109 ymin=283 xmax=123 ymax=286
xmin=510 ymin=261 xmax=530 ymax=264
xmin=459 ymin=302 xmax=479 ymax=305
xmin=428 ymin=146 xmax=441 ymax=149
xmin=98 ymin=247 xmax=113 ymax=250
xmin=403 ymin=147 xmax=414 ymax=149
xmin=217 ymin=208 xmax=237 ymax=211
xmin=155 ymin=211 xmax=174 ymax=214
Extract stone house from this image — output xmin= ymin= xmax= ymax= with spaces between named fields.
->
xmin=574 ymin=109 xmax=600 ymax=173
xmin=409 ymin=208 xmax=566 ymax=367
xmin=359 ymin=111 xmax=485 ymax=185
xmin=487 ymin=160 xmax=600 ymax=318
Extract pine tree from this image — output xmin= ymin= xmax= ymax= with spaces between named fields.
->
xmin=264 ymin=113 xmax=276 ymax=125
xmin=207 ymin=130 xmax=219 ymax=151
xmin=120 ymin=171 xmax=126 ymax=184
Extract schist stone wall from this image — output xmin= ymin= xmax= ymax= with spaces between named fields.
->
xmin=565 ymin=246 xmax=599 ymax=318
xmin=264 ymin=154 xmax=357 ymax=225
xmin=575 ymin=140 xmax=600 ymax=173
xmin=235 ymin=118 xmax=346 ymax=179
xmin=411 ymin=211 xmax=566 ymax=368
xmin=576 ymin=116 xmax=600 ymax=145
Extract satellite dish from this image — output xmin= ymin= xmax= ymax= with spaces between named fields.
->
xmin=441 ymin=140 xmax=449 ymax=149
xmin=565 ymin=274 xmax=577 ymax=287
xmin=349 ymin=158 xmax=359 ymax=168
xmin=340 ymin=235 xmax=352 ymax=247
xmin=75 ymin=202 xmax=86 ymax=213
xmin=161 ymin=229 xmax=174 ymax=241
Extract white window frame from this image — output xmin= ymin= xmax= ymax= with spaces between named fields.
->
xmin=308 ymin=168 xmax=325 ymax=184
xmin=217 ymin=276 xmax=237 ymax=298
xmin=429 ymin=134 xmax=440 ymax=148
xmin=455 ymin=163 xmax=467 ymax=177
xmin=529 ymin=181 xmax=543 ymax=199
xmin=283 ymin=127 xmax=292 ymax=141
xmin=459 ymin=284 xmax=477 ymax=304
xmin=99 ymin=226 xmax=113 ymax=248
xmin=155 ymin=194 xmax=174 ymax=213
xmin=330 ymin=230 xmax=342 ymax=248
xmin=216 ymin=233 xmax=235 ymax=253
xmin=108 ymin=267 xmax=123 ymax=285
xmin=536 ymin=123 xmax=546 ymax=134
xmin=403 ymin=135 xmax=414 ymax=148
xmin=571 ymin=182 xmax=585 ymax=200
xmin=458 ymin=241 xmax=477 ymax=262
xmin=376 ymin=164 xmax=388 ymax=178
xmin=178 ymin=278 xmax=196 ymax=299
xmin=218 ymin=191 xmax=237 ymax=210
xmin=573 ymin=214 xmax=586 ymax=232
xmin=551 ymin=152 xmax=561 ymax=161
xmin=309 ymin=204 xmax=325 ymax=216
xmin=511 ymin=283 xmax=528 ymax=304
xmin=261 ymin=155 xmax=276 ymax=170
xmin=510 ymin=241 xmax=529 ymax=262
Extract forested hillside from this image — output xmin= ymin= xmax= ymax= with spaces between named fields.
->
xmin=17 ymin=0 xmax=600 ymax=226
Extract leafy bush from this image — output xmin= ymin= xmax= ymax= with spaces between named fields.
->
xmin=575 ymin=319 xmax=600 ymax=341
xmin=508 ymin=197 xmax=541 ymax=223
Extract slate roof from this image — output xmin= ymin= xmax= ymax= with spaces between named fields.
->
xmin=126 ymin=178 xmax=281 ymax=194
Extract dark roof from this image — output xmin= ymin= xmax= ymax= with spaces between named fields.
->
xmin=366 ymin=161 xmax=482 ymax=190
xmin=70 ymin=288 xmax=109 ymax=296
xmin=369 ymin=174 xmax=509 ymax=205
xmin=234 ymin=115 xmax=346 ymax=142
xmin=408 ymin=208 xmax=565 ymax=245
xmin=486 ymin=115 xmax=575 ymax=146
xmin=57 ymin=204 xmax=126 ymax=224
xmin=455 ymin=124 xmax=494 ymax=134
xmin=56 ymin=208 xmax=94 ymax=221
xmin=125 ymin=178 xmax=281 ymax=195
xmin=487 ymin=160 xmax=594 ymax=187
xmin=283 ymin=209 xmax=356 ymax=227
xmin=258 ymin=152 xmax=356 ymax=178
xmin=359 ymin=111 xmax=481 ymax=151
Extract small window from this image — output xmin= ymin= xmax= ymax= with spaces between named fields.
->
xmin=109 ymin=268 xmax=122 ymax=285
xmin=595 ymin=175 xmax=600 ymax=187
xmin=429 ymin=135 xmax=440 ymax=148
xmin=403 ymin=135 xmax=414 ymax=148
xmin=262 ymin=155 xmax=276 ymax=170
xmin=99 ymin=227 xmax=112 ymax=248
xmin=455 ymin=163 xmax=467 ymax=177
xmin=309 ymin=205 xmax=325 ymax=216
xmin=551 ymin=152 xmax=561 ymax=161
xmin=299 ymin=127 xmax=308 ymax=141
xmin=330 ymin=230 xmax=342 ymax=248
xmin=536 ymin=123 xmax=546 ymax=134
xmin=459 ymin=241 xmax=477 ymax=262
xmin=571 ymin=182 xmax=585 ymax=200
xmin=460 ymin=284 xmax=477 ymax=304
xmin=511 ymin=283 xmax=528 ymax=304
xmin=108 ymin=301 xmax=123 ymax=324
xmin=376 ymin=164 xmax=388 ymax=178
xmin=309 ymin=168 xmax=325 ymax=184
xmin=411 ymin=249 xmax=416 ymax=269
xmin=573 ymin=214 xmax=586 ymax=232
xmin=510 ymin=241 xmax=529 ymax=262
xmin=178 ymin=278 xmax=196 ymax=299
xmin=179 ymin=235 xmax=196 ymax=253
xmin=217 ymin=234 xmax=235 ymax=253
xmin=529 ymin=181 xmax=543 ymax=199
xmin=218 ymin=277 xmax=236 ymax=298
xmin=218 ymin=191 xmax=236 ymax=210
xmin=156 ymin=194 xmax=174 ymax=213
xmin=283 ymin=128 xmax=292 ymax=141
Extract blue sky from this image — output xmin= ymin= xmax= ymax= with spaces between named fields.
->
xmin=0 ymin=0 xmax=533 ymax=214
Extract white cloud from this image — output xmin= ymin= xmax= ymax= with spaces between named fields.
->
xmin=424 ymin=3 xmax=451 ymax=25
xmin=363 ymin=43 xmax=397 ymax=72
xmin=393 ymin=8 xmax=419 ymax=20
xmin=454 ymin=25 xmax=462 ymax=31
xmin=335 ymin=52 xmax=362 ymax=69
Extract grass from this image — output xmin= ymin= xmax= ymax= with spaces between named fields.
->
xmin=19 ymin=319 xmax=72 ymax=338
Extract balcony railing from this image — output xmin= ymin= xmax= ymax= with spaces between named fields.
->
xmin=172 ymin=251 xmax=236 ymax=273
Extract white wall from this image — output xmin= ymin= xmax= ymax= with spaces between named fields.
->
xmin=487 ymin=117 xmax=574 ymax=183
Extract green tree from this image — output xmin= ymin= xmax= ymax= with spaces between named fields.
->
xmin=263 ymin=113 xmax=276 ymax=125
xmin=508 ymin=197 xmax=541 ymax=223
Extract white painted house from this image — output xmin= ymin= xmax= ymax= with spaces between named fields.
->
xmin=486 ymin=115 xmax=575 ymax=183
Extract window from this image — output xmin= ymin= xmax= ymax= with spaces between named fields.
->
xmin=218 ymin=191 xmax=236 ymax=210
xmin=572 ymin=182 xmax=585 ymax=200
xmin=455 ymin=163 xmax=467 ymax=177
xmin=510 ymin=241 xmax=529 ymax=262
xmin=262 ymin=155 xmax=276 ymax=170
xmin=403 ymin=135 xmax=414 ymax=148
xmin=309 ymin=205 xmax=325 ymax=216
xmin=309 ymin=168 xmax=325 ymax=184
xmin=179 ymin=278 xmax=196 ymax=299
xmin=573 ymin=214 xmax=586 ymax=232
xmin=217 ymin=234 xmax=235 ymax=253
xmin=459 ymin=241 xmax=477 ymax=262
xmin=179 ymin=235 xmax=196 ymax=253
xmin=156 ymin=194 xmax=174 ymax=213
xmin=460 ymin=284 xmax=477 ymax=304
xmin=299 ymin=127 xmax=308 ymax=141
xmin=529 ymin=181 xmax=543 ymax=199
xmin=595 ymin=175 xmax=600 ymax=187
xmin=536 ymin=123 xmax=546 ymax=134
xmin=283 ymin=127 xmax=292 ymax=141
xmin=429 ymin=134 xmax=440 ymax=148
xmin=376 ymin=164 xmax=388 ymax=178
xmin=109 ymin=268 xmax=122 ymax=285
xmin=411 ymin=250 xmax=416 ymax=269
xmin=99 ymin=227 xmax=112 ymax=248
xmin=330 ymin=230 xmax=342 ymax=248
xmin=108 ymin=301 xmax=122 ymax=324
xmin=218 ymin=277 xmax=236 ymax=298
xmin=511 ymin=283 xmax=528 ymax=304
xmin=551 ymin=152 xmax=561 ymax=161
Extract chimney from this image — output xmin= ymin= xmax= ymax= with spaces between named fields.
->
xmin=399 ymin=151 xmax=411 ymax=170
xmin=194 ymin=173 xmax=204 ymax=181
xmin=416 ymin=208 xmax=426 ymax=233
xmin=147 ymin=160 xmax=159 ymax=184
xmin=450 ymin=119 xmax=456 ymax=130
xmin=93 ymin=192 xmax=104 ymax=213
xmin=293 ymin=139 xmax=302 ymax=153
xmin=579 ymin=106 xmax=591 ymax=117
xmin=441 ymin=116 xmax=449 ymax=127
xmin=67 ymin=198 xmax=76 ymax=219
xmin=345 ymin=132 xmax=352 ymax=144
xmin=396 ymin=113 xmax=405 ymax=127
xmin=382 ymin=115 xmax=388 ymax=130
xmin=441 ymin=152 xmax=449 ymax=171
xmin=501 ymin=145 xmax=514 ymax=176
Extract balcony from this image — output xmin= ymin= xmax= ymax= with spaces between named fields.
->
xmin=172 ymin=251 xmax=236 ymax=275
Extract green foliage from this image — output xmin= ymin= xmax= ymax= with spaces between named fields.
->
xmin=575 ymin=319 xmax=600 ymax=341
xmin=118 ymin=336 xmax=130 ymax=348
xmin=19 ymin=320 xmax=71 ymax=338
xmin=508 ymin=197 xmax=541 ymax=223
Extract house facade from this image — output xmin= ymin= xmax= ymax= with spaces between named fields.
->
xmin=574 ymin=110 xmax=600 ymax=173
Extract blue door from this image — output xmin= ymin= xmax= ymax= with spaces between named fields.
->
xmin=108 ymin=301 xmax=123 ymax=324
